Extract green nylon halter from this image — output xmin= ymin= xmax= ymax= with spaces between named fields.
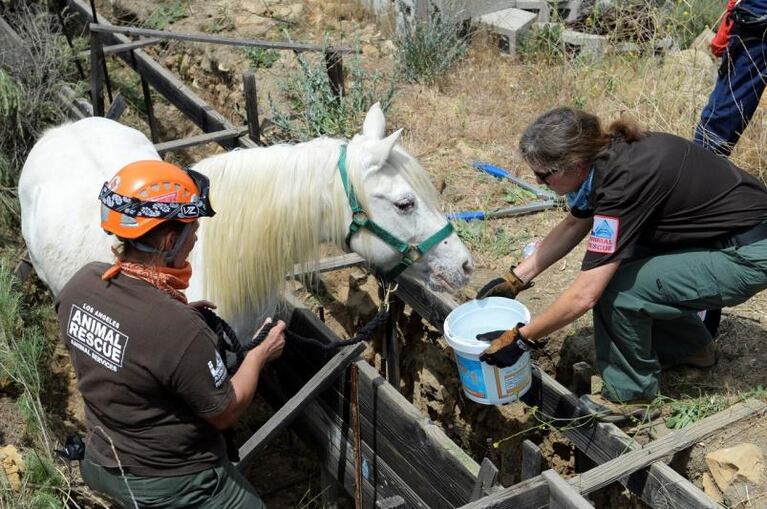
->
xmin=337 ymin=144 xmax=454 ymax=281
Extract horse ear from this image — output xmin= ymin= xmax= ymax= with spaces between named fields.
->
xmin=363 ymin=128 xmax=402 ymax=171
xmin=362 ymin=102 xmax=386 ymax=140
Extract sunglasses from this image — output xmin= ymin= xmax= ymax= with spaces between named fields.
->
xmin=533 ymin=167 xmax=565 ymax=184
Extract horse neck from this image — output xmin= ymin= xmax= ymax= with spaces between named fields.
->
xmin=192 ymin=139 xmax=353 ymax=320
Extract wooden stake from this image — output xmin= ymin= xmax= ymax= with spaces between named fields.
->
xmin=242 ymin=70 xmax=261 ymax=145
xmin=325 ymin=50 xmax=345 ymax=98
xmin=89 ymin=30 xmax=105 ymax=116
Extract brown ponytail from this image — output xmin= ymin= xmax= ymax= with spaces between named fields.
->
xmin=519 ymin=108 xmax=646 ymax=172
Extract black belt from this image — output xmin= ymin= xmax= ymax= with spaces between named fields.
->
xmin=713 ymin=221 xmax=767 ymax=249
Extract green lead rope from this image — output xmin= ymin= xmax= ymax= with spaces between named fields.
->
xmin=337 ymin=144 xmax=454 ymax=281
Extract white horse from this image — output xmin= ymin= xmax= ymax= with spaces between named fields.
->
xmin=19 ymin=103 xmax=473 ymax=334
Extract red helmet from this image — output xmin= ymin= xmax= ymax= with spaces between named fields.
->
xmin=99 ymin=160 xmax=214 ymax=239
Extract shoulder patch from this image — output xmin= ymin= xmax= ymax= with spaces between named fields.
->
xmin=588 ymin=215 xmax=620 ymax=254
xmin=207 ymin=351 xmax=227 ymax=388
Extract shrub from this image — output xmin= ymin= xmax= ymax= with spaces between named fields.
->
xmin=244 ymin=47 xmax=280 ymax=70
xmin=270 ymin=50 xmax=396 ymax=141
xmin=394 ymin=1 xmax=469 ymax=84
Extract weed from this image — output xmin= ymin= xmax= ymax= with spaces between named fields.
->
xmin=454 ymin=220 xmax=524 ymax=258
xmin=244 ymin=47 xmax=280 ymax=70
xmin=665 ymin=393 xmax=727 ymax=429
xmin=518 ymin=23 xmax=565 ymax=64
xmin=502 ymin=186 xmax=536 ymax=205
xmin=204 ymin=5 xmax=235 ymax=34
xmin=394 ymin=1 xmax=469 ymax=84
xmin=270 ymin=49 xmax=396 ymax=141
xmin=145 ymin=0 xmax=189 ymax=30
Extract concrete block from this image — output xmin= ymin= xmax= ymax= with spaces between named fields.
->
xmin=475 ymin=8 xmax=538 ymax=55
xmin=419 ymin=0 xmax=518 ymax=22
xmin=562 ymin=29 xmax=607 ymax=57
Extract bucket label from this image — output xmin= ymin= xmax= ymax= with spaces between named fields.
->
xmin=455 ymin=354 xmax=486 ymax=399
xmin=494 ymin=354 xmax=532 ymax=398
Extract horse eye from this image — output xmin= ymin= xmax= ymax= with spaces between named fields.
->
xmin=394 ymin=198 xmax=415 ymax=213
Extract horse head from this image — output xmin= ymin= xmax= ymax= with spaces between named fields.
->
xmin=343 ymin=103 xmax=473 ymax=291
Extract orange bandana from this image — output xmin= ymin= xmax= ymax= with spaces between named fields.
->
xmin=101 ymin=261 xmax=192 ymax=304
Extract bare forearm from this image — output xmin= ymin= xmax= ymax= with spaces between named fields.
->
xmin=520 ymin=262 xmax=620 ymax=343
xmin=515 ymin=215 xmax=591 ymax=283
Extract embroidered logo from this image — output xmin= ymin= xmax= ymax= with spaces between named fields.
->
xmin=588 ymin=215 xmax=620 ymax=254
xmin=208 ymin=351 xmax=227 ymax=388
xmin=66 ymin=304 xmax=129 ymax=373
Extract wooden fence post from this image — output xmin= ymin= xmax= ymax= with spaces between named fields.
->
xmin=89 ymin=29 xmax=105 ymax=116
xmin=325 ymin=50 xmax=345 ymax=98
xmin=242 ymin=70 xmax=261 ymax=145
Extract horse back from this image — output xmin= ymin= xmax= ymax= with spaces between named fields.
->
xmin=19 ymin=118 xmax=160 ymax=294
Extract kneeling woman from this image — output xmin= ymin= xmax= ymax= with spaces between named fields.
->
xmin=56 ymin=160 xmax=285 ymax=507
xmin=477 ymin=108 xmax=767 ymax=422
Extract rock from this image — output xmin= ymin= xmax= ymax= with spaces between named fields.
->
xmin=705 ymin=443 xmax=765 ymax=492
xmin=701 ymin=471 xmax=724 ymax=504
xmin=0 ymin=444 xmax=24 ymax=491
xmin=690 ymin=28 xmax=715 ymax=55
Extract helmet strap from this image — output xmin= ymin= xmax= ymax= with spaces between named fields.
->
xmin=127 ymin=222 xmax=194 ymax=266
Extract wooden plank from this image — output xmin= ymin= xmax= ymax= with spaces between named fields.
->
xmin=154 ymin=127 xmax=250 ymax=154
xmin=236 ymin=342 xmax=366 ymax=469
xmin=470 ymin=458 xmax=499 ymax=501
xmin=384 ymin=298 xmax=401 ymax=389
xmin=282 ymin=294 xmax=481 ymax=507
xmin=289 ymin=253 xmax=365 ymax=278
xmin=89 ymin=30 xmax=105 ymax=116
xmin=521 ymin=440 xmax=542 ymax=481
xmin=457 ymin=475 xmax=549 ymax=509
xmin=79 ymin=37 xmax=162 ymax=57
xmin=532 ymin=368 xmax=721 ymax=508
xmin=542 ymin=470 xmax=593 ymax=509
xmin=140 ymin=75 xmax=159 ymax=144
xmin=376 ymin=496 xmax=406 ymax=508
xmin=568 ymin=399 xmax=767 ymax=495
xmin=287 ymin=306 xmax=480 ymax=507
xmin=65 ymin=0 xmax=257 ymax=150
xmin=242 ymin=70 xmax=261 ymax=145
xmin=89 ymin=23 xmax=358 ymax=54
xmin=394 ymin=275 xmax=720 ymax=509
xmin=325 ymin=50 xmax=345 ymax=97
xmin=105 ymin=93 xmax=127 ymax=120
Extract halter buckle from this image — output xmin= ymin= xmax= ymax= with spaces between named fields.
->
xmin=403 ymin=245 xmax=422 ymax=264
xmin=352 ymin=211 xmax=368 ymax=226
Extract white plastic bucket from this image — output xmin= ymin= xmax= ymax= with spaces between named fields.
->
xmin=444 ymin=297 xmax=532 ymax=405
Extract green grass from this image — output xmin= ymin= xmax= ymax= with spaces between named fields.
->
xmin=270 ymin=49 xmax=396 ymax=141
xmin=145 ymin=0 xmax=189 ymax=30
xmin=244 ymin=47 xmax=280 ymax=70
xmin=394 ymin=2 xmax=469 ymax=84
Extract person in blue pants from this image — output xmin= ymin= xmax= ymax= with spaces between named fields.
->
xmin=695 ymin=0 xmax=767 ymax=157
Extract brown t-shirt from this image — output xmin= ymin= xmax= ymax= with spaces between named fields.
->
xmin=581 ymin=132 xmax=767 ymax=270
xmin=55 ymin=262 xmax=233 ymax=476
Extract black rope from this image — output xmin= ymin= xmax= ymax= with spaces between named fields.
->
xmin=198 ymin=306 xmax=389 ymax=376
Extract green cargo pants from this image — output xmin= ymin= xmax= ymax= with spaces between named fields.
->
xmin=80 ymin=457 xmax=265 ymax=508
xmin=593 ymin=239 xmax=767 ymax=402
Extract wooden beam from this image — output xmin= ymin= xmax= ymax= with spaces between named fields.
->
xmin=289 ymin=253 xmax=365 ymax=278
xmin=470 ymin=458 xmax=500 ymax=501
xmin=242 ymin=70 xmax=261 ymax=145
xmin=457 ymin=475 xmax=549 ymax=509
xmin=105 ymin=93 xmax=127 ymax=121
xmin=89 ymin=30 xmax=105 ymax=116
xmin=89 ymin=23 xmax=359 ymax=54
xmin=79 ymin=37 xmax=162 ymax=57
xmin=542 ymin=470 xmax=593 ymax=509
xmin=65 ymin=0 xmax=257 ymax=150
xmin=521 ymin=440 xmax=543 ymax=481
xmin=568 ymin=399 xmax=766 ymax=495
xmin=236 ymin=342 xmax=366 ymax=469
xmin=154 ymin=127 xmax=250 ymax=154
xmin=140 ymin=75 xmax=159 ymax=144
xmin=281 ymin=294 xmax=481 ymax=507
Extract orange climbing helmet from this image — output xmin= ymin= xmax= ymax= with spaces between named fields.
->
xmin=99 ymin=160 xmax=215 ymax=239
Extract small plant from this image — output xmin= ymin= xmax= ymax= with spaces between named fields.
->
xmin=145 ymin=0 xmax=189 ymax=30
xmin=454 ymin=220 xmax=524 ymax=258
xmin=665 ymin=394 xmax=727 ymax=429
xmin=518 ymin=23 xmax=564 ymax=63
xmin=270 ymin=50 xmax=396 ymax=141
xmin=394 ymin=1 xmax=469 ymax=84
xmin=244 ymin=47 xmax=280 ymax=70
xmin=204 ymin=5 xmax=235 ymax=33
xmin=503 ymin=186 xmax=536 ymax=205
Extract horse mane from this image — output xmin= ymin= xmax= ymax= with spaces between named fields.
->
xmin=193 ymin=137 xmax=440 ymax=317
